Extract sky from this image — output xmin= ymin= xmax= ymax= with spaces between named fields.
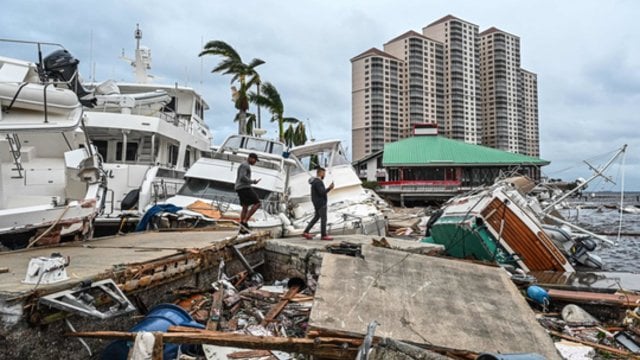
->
xmin=1 ymin=0 xmax=639 ymax=189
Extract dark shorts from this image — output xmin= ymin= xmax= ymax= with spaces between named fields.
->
xmin=236 ymin=188 xmax=260 ymax=206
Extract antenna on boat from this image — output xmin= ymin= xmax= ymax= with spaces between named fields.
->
xmin=89 ymin=30 xmax=94 ymax=82
xmin=120 ymin=24 xmax=153 ymax=83
xmin=199 ymin=35 xmax=204 ymax=86
xmin=541 ymin=144 xmax=627 ymax=215
xmin=306 ymin=118 xmax=315 ymax=142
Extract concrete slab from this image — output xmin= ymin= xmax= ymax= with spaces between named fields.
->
xmin=0 ymin=230 xmax=238 ymax=296
xmin=309 ymin=245 xmax=560 ymax=359
xmin=267 ymin=234 xmax=443 ymax=256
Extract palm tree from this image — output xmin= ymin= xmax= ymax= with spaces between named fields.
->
xmin=199 ymin=40 xmax=264 ymax=135
xmin=234 ymin=112 xmax=256 ymax=135
xmin=284 ymin=122 xmax=308 ymax=147
xmin=249 ymin=82 xmax=299 ymax=141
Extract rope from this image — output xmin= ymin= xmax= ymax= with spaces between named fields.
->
xmin=3 ymin=82 xmax=30 ymax=113
xmin=26 ymin=205 xmax=70 ymax=248
xmin=616 ymin=149 xmax=627 ymax=243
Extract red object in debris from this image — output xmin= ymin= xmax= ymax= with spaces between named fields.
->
xmin=321 ymin=236 xmax=334 ymax=241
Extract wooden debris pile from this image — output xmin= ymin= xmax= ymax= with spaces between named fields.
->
xmin=532 ymin=288 xmax=640 ymax=359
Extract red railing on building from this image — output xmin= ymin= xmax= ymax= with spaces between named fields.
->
xmin=379 ymin=180 xmax=462 ymax=187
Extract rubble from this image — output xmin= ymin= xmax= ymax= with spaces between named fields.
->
xmin=561 ymin=305 xmax=600 ymax=326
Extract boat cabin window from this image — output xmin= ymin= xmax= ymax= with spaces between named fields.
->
xmin=224 ymin=136 xmax=242 ymax=150
xmin=245 ymin=138 xmax=269 ymax=153
xmin=184 ymin=148 xmax=191 ymax=168
xmin=222 ymin=136 xmax=285 ymax=156
xmin=332 ymin=147 xmax=350 ymax=166
xmin=161 ymin=97 xmax=176 ymax=113
xmin=194 ymin=99 xmax=204 ymax=119
xmin=92 ymin=140 xmax=108 ymax=160
xmin=115 ymin=142 xmax=138 ymax=162
xmin=168 ymin=144 xmax=179 ymax=166
xmin=271 ymin=143 xmax=284 ymax=156
xmin=179 ymin=178 xmax=271 ymax=202
xmin=291 ymin=149 xmax=338 ymax=175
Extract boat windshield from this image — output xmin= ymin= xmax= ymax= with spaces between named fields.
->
xmin=178 ymin=177 xmax=271 ymax=202
xmin=221 ymin=136 xmax=284 ymax=156
xmin=291 ymin=146 xmax=351 ymax=175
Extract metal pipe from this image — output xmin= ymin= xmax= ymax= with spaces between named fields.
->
xmin=544 ymin=213 xmax=615 ymax=245
xmin=150 ymin=133 xmax=156 ymax=164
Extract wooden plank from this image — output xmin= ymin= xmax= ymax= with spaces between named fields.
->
xmin=482 ymin=198 xmax=569 ymax=271
xmin=261 ymin=285 xmax=300 ymax=326
xmin=206 ymin=290 xmax=224 ymax=330
xmin=547 ymin=289 xmax=640 ymax=307
xmin=548 ymin=330 xmax=640 ymax=359
xmin=68 ymin=330 xmax=358 ymax=359
xmin=152 ymin=332 xmax=163 ymax=360
xmin=227 ymin=350 xmax=272 ymax=359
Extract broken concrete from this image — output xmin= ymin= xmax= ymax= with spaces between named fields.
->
xmin=308 ymin=245 xmax=561 ymax=359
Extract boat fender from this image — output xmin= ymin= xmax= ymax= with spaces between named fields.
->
xmin=526 ymin=285 xmax=550 ymax=306
xmin=121 ymin=189 xmax=140 ymax=210
xmin=278 ymin=212 xmax=292 ymax=226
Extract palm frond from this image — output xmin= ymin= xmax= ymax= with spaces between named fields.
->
xmin=283 ymin=117 xmax=300 ymax=124
xmin=199 ymin=40 xmax=241 ymax=61
xmin=247 ymin=58 xmax=266 ymax=69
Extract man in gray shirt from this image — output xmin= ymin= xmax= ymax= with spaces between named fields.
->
xmin=235 ymin=153 xmax=261 ymax=233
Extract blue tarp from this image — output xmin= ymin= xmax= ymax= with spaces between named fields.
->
xmin=135 ymin=204 xmax=182 ymax=232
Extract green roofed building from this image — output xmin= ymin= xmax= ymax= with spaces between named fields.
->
xmin=357 ymin=124 xmax=549 ymax=204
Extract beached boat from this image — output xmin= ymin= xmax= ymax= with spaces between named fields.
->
xmin=162 ymin=134 xmax=294 ymax=236
xmin=0 ymin=43 xmax=106 ymax=249
xmin=286 ymin=140 xmax=388 ymax=237
xmin=422 ymin=145 xmax=629 ymax=273
xmin=82 ymin=26 xmax=213 ymax=234
xmin=422 ymin=178 xmax=576 ymax=272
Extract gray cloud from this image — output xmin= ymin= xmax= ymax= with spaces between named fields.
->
xmin=1 ymin=0 xmax=639 ymax=188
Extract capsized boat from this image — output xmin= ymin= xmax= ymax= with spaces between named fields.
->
xmin=0 ymin=41 xmax=106 ymax=249
xmin=423 ymin=177 xmax=576 ymax=272
xmin=286 ymin=140 xmax=388 ymax=237
xmin=162 ymin=135 xmax=294 ymax=236
xmin=422 ymin=145 xmax=628 ymax=273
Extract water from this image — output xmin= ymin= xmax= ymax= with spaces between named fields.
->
xmin=561 ymin=192 xmax=640 ymax=273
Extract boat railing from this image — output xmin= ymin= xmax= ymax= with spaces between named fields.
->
xmin=378 ymin=180 xmax=463 ymax=193
xmin=210 ymin=152 xmax=284 ymax=172
xmin=199 ymin=194 xmax=282 ymax=216
xmin=151 ymin=178 xmax=182 ymax=203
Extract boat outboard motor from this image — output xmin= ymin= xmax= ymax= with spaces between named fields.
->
xmin=42 ymin=49 xmax=95 ymax=107
xmin=571 ymin=238 xmax=603 ymax=269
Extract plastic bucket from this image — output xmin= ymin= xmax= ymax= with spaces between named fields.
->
xmin=102 ymin=304 xmax=205 ymax=360
xmin=477 ymin=353 xmax=546 ymax=360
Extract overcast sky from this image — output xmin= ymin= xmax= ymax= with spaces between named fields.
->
xmin=2 ymin=0 xmax=638 ymax=189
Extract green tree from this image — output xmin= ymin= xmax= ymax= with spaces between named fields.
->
xmin=234 ymin=112 xmax=256 ymax=135
xmin=249 ymin=82 xmax=299 ymax=141
xmin=199 ymin=40 xmax=264 ymax=135
xmin=283 ymin=122 xmax=308 ymax=147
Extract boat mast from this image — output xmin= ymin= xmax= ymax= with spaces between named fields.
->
xmin=120 ymin=24 xmax=152 ymax=84
xmin=541 ymin=144 xmax=627 ymax=215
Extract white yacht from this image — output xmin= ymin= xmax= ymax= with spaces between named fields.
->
xmin=286 ymin=140 xmax=388 ymax=237
xmin=82 ymin=26 xmax=213 ymax=234
xmin=0 ymin=42 xmax=105 ymax=249
xmin=163 ymin=134 xmax=294 ymax=236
